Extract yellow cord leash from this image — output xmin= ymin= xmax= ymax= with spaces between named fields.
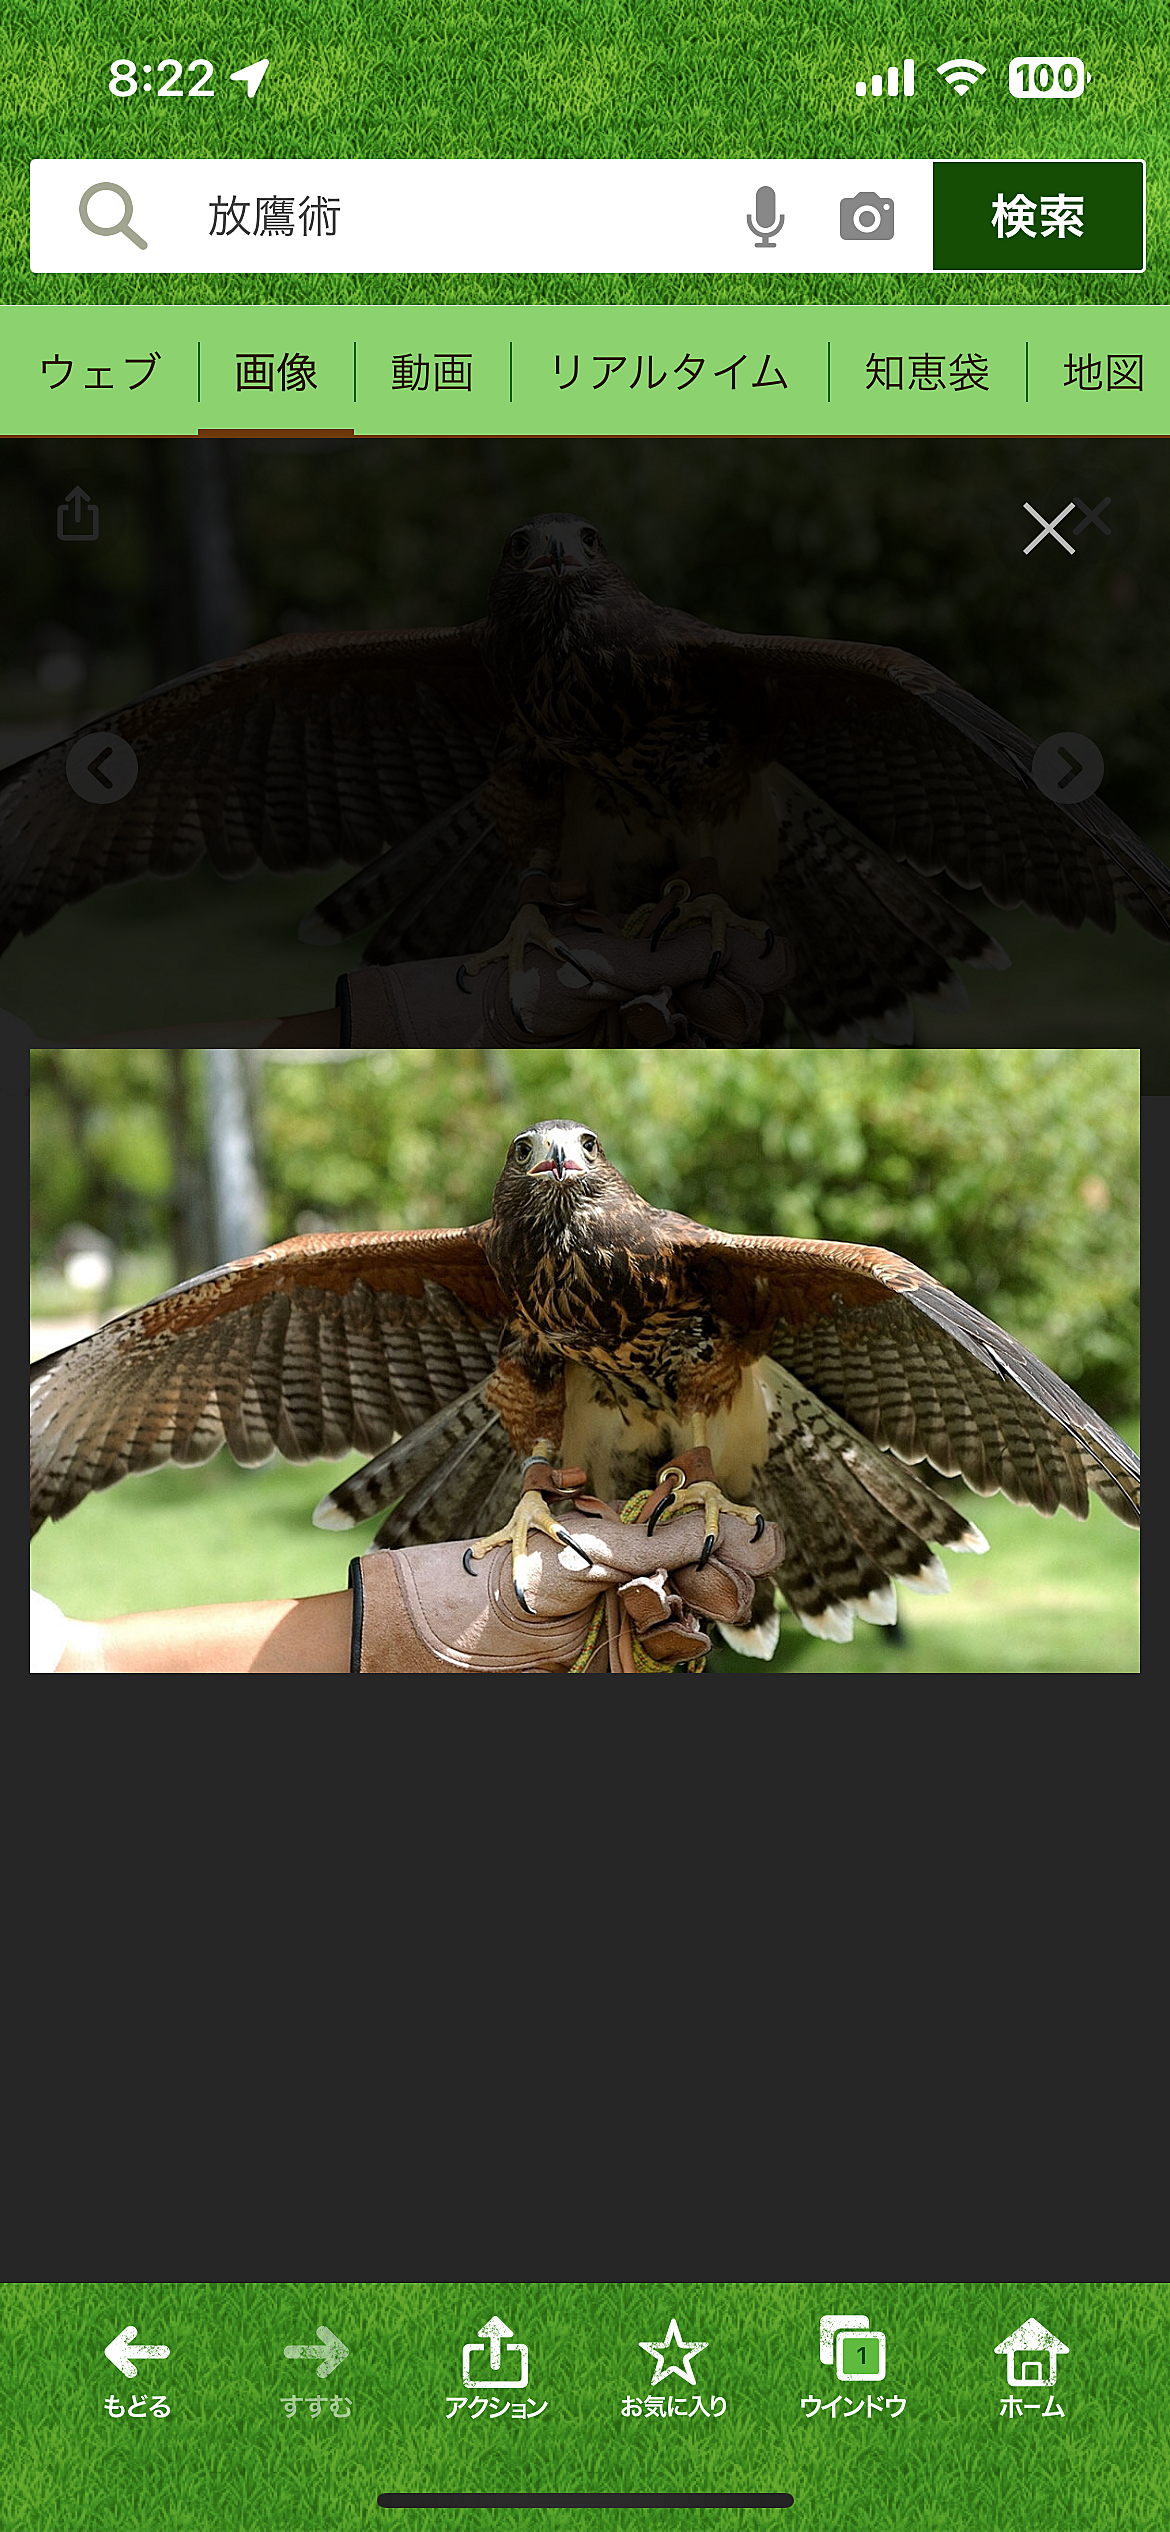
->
xmin=569 ymin=1489 xmax=708 ymax=1673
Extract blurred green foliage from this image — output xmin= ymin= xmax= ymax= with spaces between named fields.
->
xmin=31 ymin=1045 xmax=1139 ymax=1419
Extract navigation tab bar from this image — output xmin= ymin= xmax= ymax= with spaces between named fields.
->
xmin=5 ymin=305 xmax=1161 ymax=434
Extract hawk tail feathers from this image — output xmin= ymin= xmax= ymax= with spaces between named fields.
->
xmin=299 ymin=786 xmax=493 ymax=945
xmin=759 ymin=788 xmax=1008 ymax=1044
xmin=311 ymin=1377 xmax=518 ymax=1549
xmin=750 ymin=1359 xmax=988 ymax=1648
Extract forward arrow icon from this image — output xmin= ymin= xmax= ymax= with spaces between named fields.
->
xmin=284 ymin=2325 xmax=348 ymax=2379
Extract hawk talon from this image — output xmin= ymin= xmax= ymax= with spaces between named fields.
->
xmin=462 ymin=1545 xmax=476 ymax=1574
xmin=751 ymin=1513 xmax=767 ymax=1542
xmin=668 ymin=1476 xmax=764 ymax=1554
xmin=470 ymin=1485 xmax=581 ymax=1596
xmin=760 ymin=928 xmax=775 ymax=961
xmin=553 ymin=1524 xmax=594 ymax=1570
xmin=459 ymin=903 xmax=569 ymax=992
xmin=663 ymin=891 xmax=774 ymax=962
xmin=456 ymin=963 xmax=472 ymax=994
xmin=703 ymin=948 xmax=722 ymax=988
xmin=645 ymin=1488 xmax=677 ymax=1537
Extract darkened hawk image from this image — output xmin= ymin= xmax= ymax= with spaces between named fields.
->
xmin=31 ymin=1119 xmax=1140 ymax=1664
xmin=3 ymin=448 xmax=1168 ymax=1049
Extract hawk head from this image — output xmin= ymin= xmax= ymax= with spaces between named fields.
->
xmin=492 ymin=1120 xmax=615 ymax=1221
xmin=498 ymin=513 xmax=610 ymax=582
xmin=486 ymin=515 xmax=629 ymax=637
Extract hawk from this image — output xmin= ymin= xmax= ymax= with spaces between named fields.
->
xmin=30 ymin=1120 xmax=1139 ymax=1662
xmin=3 ymin=514 xmax=1167 ymax=1045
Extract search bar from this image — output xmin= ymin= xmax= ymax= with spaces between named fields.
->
xmin=31 ymin=158 xmax=934 ymax=272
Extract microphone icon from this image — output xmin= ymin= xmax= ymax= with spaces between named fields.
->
xmin=747 ymin=183 xmax=784 ymax=247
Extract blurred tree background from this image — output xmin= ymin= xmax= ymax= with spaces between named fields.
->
xmin=29 ymin=1047 xmax=1140 ymax=1669
xmin=3 ymin=437 xmax=1168 ymax=1061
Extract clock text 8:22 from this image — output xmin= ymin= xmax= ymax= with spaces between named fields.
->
xmin=109 ymin=60 xmax=214 ymax=96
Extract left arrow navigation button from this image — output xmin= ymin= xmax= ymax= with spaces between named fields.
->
xmin=105 ymin=2326 xmax=170 ymax=2379
xmin=65 ymin=732 xmax=139 ymax=804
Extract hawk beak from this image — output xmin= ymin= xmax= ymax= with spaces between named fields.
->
xmin=528 ymin=540 xmax=578 ymax=577
xmin=529 ymin=1141 xmax=584 ymax=1179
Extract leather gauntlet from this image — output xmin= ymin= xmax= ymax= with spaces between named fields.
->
xmin=350 ymin=1490 xmax=782 ymax=1673
xmin=339 ymin=899 xmax=793 ymax=1053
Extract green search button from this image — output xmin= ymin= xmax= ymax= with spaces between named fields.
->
xmin=933 ymin=160 xmax=1145 ymax=271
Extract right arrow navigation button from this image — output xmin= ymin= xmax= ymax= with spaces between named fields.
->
xmin=284 ymin=2325 xmax=349 ymax=2379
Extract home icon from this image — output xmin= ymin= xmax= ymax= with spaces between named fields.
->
xmin=994 ymin=2318 xmax=1069 ymax=2388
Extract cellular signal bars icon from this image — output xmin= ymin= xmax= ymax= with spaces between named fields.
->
xmin=856 ymin=58 xmax=915 ymax=97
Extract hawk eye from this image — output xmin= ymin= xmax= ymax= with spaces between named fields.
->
xmin=509 ymin=531 xmax=530 ymax=561
xmin=580 ymin=527 xmax=599 ymax=552
xmin=580 ymin=1133 xmax=598 ymax=1157
xmin=514 ymin=1135 xmax=535 ymax=1164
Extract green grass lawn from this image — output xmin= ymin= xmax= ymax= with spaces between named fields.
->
xmin=4 ymin=0 xmax=1167 ymax=303
xmin=2 ymin=2281 xmax=1166 ymax=2531
xmin=29 ymin=1398 xmax=1140 ymax=1672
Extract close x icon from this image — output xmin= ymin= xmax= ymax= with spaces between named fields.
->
xmin=1023 ymin=493 xmax=1112 ymax=554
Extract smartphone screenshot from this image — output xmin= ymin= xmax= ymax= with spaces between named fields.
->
xmin=23 ymin=24 xmax=1146 ymax=1690
xmin=13 ymin=12 xmax=1158 ymax=2525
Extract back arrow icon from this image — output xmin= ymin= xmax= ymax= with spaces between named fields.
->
xmin=284 ymin=2326 xmax=348 ymax=2378
xmin=105 ymin=2326 xmax=170 ymax=2378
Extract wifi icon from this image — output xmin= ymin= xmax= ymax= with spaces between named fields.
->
xmin=937 ymin=58 xmax=988 ymax=92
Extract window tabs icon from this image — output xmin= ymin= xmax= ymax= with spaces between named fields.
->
xmin=820 ymin=2314 xmax=887 ymax=2382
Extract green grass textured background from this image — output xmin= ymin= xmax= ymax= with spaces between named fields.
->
xmin=2 ymin=2283 xmax=1166 ymax=2531
xmin=4 ymin=0 xmax=1166 ymax=302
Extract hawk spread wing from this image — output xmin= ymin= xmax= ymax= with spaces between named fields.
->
xmin=690 ymin=629 xmax=1168 ymax=939
xmin=0 ymin=629 xmax=502 ymax=952
xmin=4 ymin=513 xmax=1167 ymax=1040
xmin=30 ymin=1228 xmax=504 ymax=1533
xmin=31 ymin=1140 xmax=1138 ymax=1651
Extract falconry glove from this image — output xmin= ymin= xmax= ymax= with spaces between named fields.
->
xmin=349 ymin=1490 xmax=783 ymax=1673
xmin=337 ymin=908 xmax=794 ymax=1051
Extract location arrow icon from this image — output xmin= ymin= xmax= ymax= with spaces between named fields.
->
xmin=230 ymin=59 xmax=269 ymax=98
xmin=105 ymin=2326 xmax=170 ymax=2379
xmin=284 ymin=2325 xmax=348 ymax=2379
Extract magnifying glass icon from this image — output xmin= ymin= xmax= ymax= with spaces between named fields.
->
xmin=78 ymin=181 xmax=147 ymax=249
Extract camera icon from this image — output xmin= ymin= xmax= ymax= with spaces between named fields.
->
xmin=840 ymin=190 xmax=895 ymax=240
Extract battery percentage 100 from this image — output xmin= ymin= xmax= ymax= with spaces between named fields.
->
xmin=1009 ymin=56 xmax=1089 ymax=97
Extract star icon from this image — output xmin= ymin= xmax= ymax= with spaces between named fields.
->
xmin=639 ymin=2319 xmax=709 ymax=2387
